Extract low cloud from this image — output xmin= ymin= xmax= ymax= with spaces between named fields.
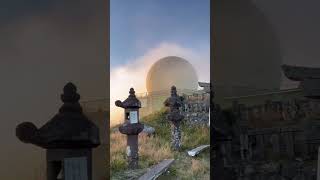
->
xmin=110 ymin=42 xmax=210 ymax=125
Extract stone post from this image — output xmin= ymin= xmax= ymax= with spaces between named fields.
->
xmin=208 ymin=107 xmax=210 ymax=127
xmin=240 ymin=134 xmax=249 ymax=160
xmin=270 ymin=134 xmax=280 ymax=155
xmin=318 ymin=146 xmax=320 ymax=180
xmin=164 ymin=86 xmax=184 ymax=150
xmin=116 ymin=88 xmax=144 ymax=169
xmin=257 ymin=135 xmax=265 ymax=160
xmin=286 ymin=132 xmax=295 ymax=158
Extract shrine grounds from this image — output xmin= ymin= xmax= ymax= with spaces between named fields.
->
xmin=110 ymin=109 xmax=210 ymax=179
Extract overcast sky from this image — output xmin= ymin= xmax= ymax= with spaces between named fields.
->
xmin=255 ymin=0 xmax=320 ymax=67
xmin=0 ymin=0 xmax=107 ymax=179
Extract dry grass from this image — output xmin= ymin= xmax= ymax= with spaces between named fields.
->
xmin=110 ymin=109 xmax=210 ymax=179
xmin=110 ymin=132 xmax=128 ymax=172
xmin=110 ymin=131 xmax=174 ymax=174
xmin=191 ymin=159 xmax=208 ymax=175
xmin=139 ymin=134 xmax=173 ymax=165
xmin=162 ymin=149 xmax=210 ymax=180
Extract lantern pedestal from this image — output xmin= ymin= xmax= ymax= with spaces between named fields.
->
xmin=119 ymin=123 xmax=144 ymax=169
xmin=127 ymin=135 xmax=139 ymax=169
xmin=171 ymin=122 xmax=182 ymax=150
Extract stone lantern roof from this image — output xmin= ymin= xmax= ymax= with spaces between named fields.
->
xmin=16 ymin=82 xmax=100 ymax=149
xmin=282 ymin=64 xmax=320 ymax=99
xmin=115 ymin=88 xmax=141 ymax=109
xmin=164 ymin=86 xmax=184 ymax=109
xmin=164 ymin=86 xmax=184 ymax=125
xmin=198 ymin=82 xmax=211 ymax=94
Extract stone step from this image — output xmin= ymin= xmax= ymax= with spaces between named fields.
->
xmin=138 ymin=159 xmax=175 ymax=180
xmin=187 ymin=145 xmax=210 ymax=157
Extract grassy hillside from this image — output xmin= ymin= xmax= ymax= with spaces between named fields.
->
xmin=110 ymin=109 xmax=210 ymax=180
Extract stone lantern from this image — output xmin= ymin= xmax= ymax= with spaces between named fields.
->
xmin=115 ymin=88 xmax=144 ymax=169
xmin=164 ymin=86 xmax=184 ymax=150
xmin=16 ymin=82 xmax=100 ymax=180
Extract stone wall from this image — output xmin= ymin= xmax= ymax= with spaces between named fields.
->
xmin=181 ymin=93 xmax=210 ymax=125
xmin=232 ymin=98 xmax=312 ymax=129
xmin=230 ymin=98 xmax=320 ymax=161
xmin=215 ymin=95 xmax=320 ymax=180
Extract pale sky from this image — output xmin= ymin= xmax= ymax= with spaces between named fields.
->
xmin=110 ymin=0 xmax=210 ymax=68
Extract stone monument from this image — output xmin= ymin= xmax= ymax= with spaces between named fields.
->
xmin=115 ymin=88 xmax=144 ymax=169
xmin=16 ymin=82 xmax=100 ymax=180
xmin=164 ymin=86 xmax=184 ymax=150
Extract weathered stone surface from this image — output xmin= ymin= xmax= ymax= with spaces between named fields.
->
xmin=170 ymin=124 xmax=181 ymax=150
xmin=138 ymin=159 xmax=174 ymax=180
xmin=199 ymin=82 xmax=210 ymax=93
xmin=317 ymin=147 xmax=320 ymax=180
xmin=164 ymin=86 xmax=184 ymax=124
xmin=127 ymin=135 xmax=139 ymax=169
xmin=270 ymin=134 xmax=280 ymax=155
xmin=282 ymin=64 xmax=320 ymax=99
xmin=141 ymin=124 xmax=155 ymax=136
xmin=212 ymin=65 xmax=320 ymax=179
xmin=301 ymin=79 xmax=320 ymax=99
xmin=116 ymin=87 xmax=143 ymax=169
xmin=119 ymin=123 xmax=144 ymax=135
xmin=282 ymin=64 xmax=320 ymax=81
xmin=187 ymin=145 xmax=210 ymax=157
xmin=164 ymin=86 xmax=184 ymax=150
xmin=181 ymin=92 xmax=210 ymax=126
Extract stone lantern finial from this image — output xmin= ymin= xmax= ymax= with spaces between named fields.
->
xmin=61 ymin=82 xmax=80 ymax=103
xmin=171 ymin=86 xmax=177 ymax=96
xmin=59 ymin=82 xmax=82 ymax=114
xmin=129 ymin=88 xmax=135 ymax=96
